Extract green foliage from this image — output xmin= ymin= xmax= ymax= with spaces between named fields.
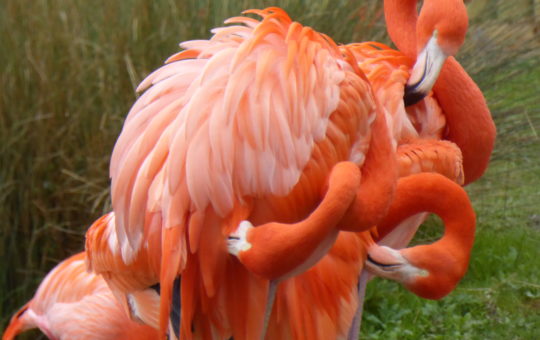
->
xmin=1 ymin=0 xmax=539 ymax=339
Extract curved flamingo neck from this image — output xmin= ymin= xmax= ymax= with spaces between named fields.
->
xmin=433 ymin=59 xmax=496 ymax=184
xmin=239 ymin=162 xmax=361 ymax=280
xmin=339 ymin=100 xmax=398 ymax=231
xmin=384 ymin=0 xmax=418 ymax=58
xmin=378 ymin=173 xmax=475 ymax=257
xmin=378 ymin=173 xmax=475 ymax=299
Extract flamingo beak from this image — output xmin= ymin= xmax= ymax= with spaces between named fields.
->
xmin=227 ymin=220 xmax=253 ymax=256
xmin=366 ymin=244 xmax=429 ymax=284
xmin=366 ymin=245 xmax=406 ymax=276
xmin=404 ymin=33 xmax=449 ymax=106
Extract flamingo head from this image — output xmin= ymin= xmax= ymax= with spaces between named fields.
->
xmin=404 ymin=0 xmax=468 ymax=106
xmin=366 ymin=241 xmax=469 ymax=300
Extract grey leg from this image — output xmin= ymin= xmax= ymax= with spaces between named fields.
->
xmin=261 ymin=280 xmax=278 ymax=340
xmin=347 ymin=270 xmax=369 ymax=340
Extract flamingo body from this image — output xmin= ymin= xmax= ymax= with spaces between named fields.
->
xmin=87 ymin=8 xmax=397 ymax=340
xmin=2 ymin=253 xmax=158 ymax=340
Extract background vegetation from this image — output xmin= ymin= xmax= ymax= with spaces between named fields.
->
xmin=1 ymin=0 xmax=539 ymax=338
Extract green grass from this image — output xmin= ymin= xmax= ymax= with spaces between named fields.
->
xmin=1 ymin=0 xmax=539 ymax=339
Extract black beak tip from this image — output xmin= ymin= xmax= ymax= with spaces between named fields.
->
xmin=404 ymin=85 xmax=427 ymax=107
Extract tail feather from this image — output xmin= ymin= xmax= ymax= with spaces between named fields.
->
xmin=2 ymin=302 xmax=31 ymax=340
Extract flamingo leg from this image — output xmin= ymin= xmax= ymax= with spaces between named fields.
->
xmin=170 ymin=278 xmax=181 ymax=338
xmin=261 ymin=280 xmax=279 ymax=340
xmin=347 ymin=269 xmax=369 ymax=340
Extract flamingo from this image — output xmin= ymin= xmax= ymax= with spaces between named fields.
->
xmin=343 ymin=172 xmax=475 ymax=339
xmin=2 ymin=252 xmax=158 ymax=340
xmin=86 ymin=7 xmax=398 ymax=340
xmin=348 ymin=0 xmax=494 ymax=270
xmin=386 ymin=0 xmax=496 ymax=185
xmin=347 ymin=171 xmax=475 ymax=338
xmin=350 ymin=0 xmax=495 ymax=186
xmin=365 ymin=173 xmax=475 ymax=300
xmin=340 ymin=0 xmax=494 ymax=335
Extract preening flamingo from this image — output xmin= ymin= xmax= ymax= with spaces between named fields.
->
xmin=340 ymin=0 xmax=494 ymax=335
xmin=366 ymin=172 xmax=476 ymax=300
xmin=344 ymin=171 xmax=475 ymax=339
xmin=348 ymin=0 xmax=494 ymax=275
xmin=350 ymin=0 xmax=494 ymax=185
xmin=2 ymin=252 xmax=158 ymax=340
xmin=86 ymin=7 xmax=398 ymax=340
xmin=385 ymin=0 xmax=496 ymax=185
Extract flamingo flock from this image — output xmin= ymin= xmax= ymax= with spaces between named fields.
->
xmin=3 ymin=0 xmax=495 ymax=339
